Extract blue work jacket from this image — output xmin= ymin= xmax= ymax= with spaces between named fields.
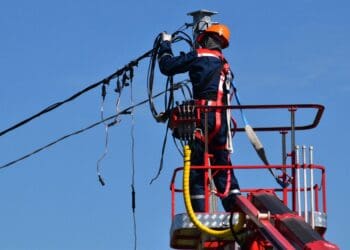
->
xmin=158 ymin=41 xmax=230 ymax=100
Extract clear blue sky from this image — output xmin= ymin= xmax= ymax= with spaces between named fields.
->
xmin=0 ymin=1 xmax=349 ymax=249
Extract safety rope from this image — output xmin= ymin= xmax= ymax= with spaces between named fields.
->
xmin=211 ymin=169 xmax=232 ymax=198
xmin=232 ymin=81 xmax=290 ymax=188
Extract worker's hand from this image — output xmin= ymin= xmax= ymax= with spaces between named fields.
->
xmin=161 ymin=32 xmax=172 ymax=42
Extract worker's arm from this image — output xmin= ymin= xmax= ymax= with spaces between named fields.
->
xmin=158 ymin=40 xmax=197 ymax=76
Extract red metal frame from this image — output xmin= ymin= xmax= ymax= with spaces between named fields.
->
xmin=169 ymin=103 xmax=338 ymax=249
xmin=235 ymin=195 xmax=296 ymax=249
xmin=171 ymin=103 xmax=325 ymax=212
xmin=229 ymin=104 xmax=324 ymax=132
xmin=170 ymin=163 xmax=327 ymax=218
xmin=191 ymin=104 xmax=324 ymax=132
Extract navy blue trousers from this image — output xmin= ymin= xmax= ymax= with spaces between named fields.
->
xmin=189 ymin=110 xmax=240 ymax=212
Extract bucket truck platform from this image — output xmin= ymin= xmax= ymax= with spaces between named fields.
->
xmin=168 ymin=104 xmax=339 ymax=250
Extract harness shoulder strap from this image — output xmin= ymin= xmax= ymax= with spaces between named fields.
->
xmin=196 ymin=48 xmax=223 ymax=60
xmin=196 ymin=48 xmax=231 ymax=76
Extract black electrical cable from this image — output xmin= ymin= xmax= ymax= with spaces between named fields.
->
xmin=96 ymin=83 xmax=109 ymax=186
xmin=229 ymin=210 xmax=244 ymax=247
xmin=0 ymin=22 xmax=191 ymax=139
xmin=96 ymin=122 xmax=108 ymax=186
xmin=97 ymin=66 xmax=137 ymax=186
xmin=172 ymin=31 xmax=194 ymax=50
xmin=129 ymin=79 xmax=137 ymax=250
xmin=147 ymin=34 xmax=163 ymax=120
xmin=0 ymin=86 xmax=181 ymax=169
xmin=164 ymin=76 xmax=174 ymax=115
xmin=149 ymin=119 xmax=170 ymax=185
xmin=169 ymin=80 xmax=192 ymax=158
xmin=110 ymin=76 xmax=123 ymax=126
xmin=0 ymin=50 xmax=153 ymax=139
xmin=147 ymin=30 xmax=193 ymax=122
xmin=0 ymin=80 xmax=105 ymax=138
xmin=146 ymin=30 xmax=194 ymax=183
xmin=150 ymin=81 xmax=193 ymax=184
xmin=0 ymin=83 xmax=187 ymax=170
xmin=172 ymin=134 xmax=184 ymax=157
xmin=179 ymin=80 xmax=193 ymax=100
xmin=131 ymin=185 xmax=137 ymax=250
xmin=150 ymin=80 xmax=194 ymax=184
xmin=147 ymin=35 xmax=174 ymax=121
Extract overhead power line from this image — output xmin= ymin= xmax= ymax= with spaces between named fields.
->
xmin=0 ymin=50 xmax=153 ymax=138
xmin=0 ymin=83 xmax=186 ymax=171
xmin=0 ymin=23 xmax=192 ymax=139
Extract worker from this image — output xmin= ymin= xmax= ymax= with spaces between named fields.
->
xmin=158 ymin=24 xmax=240 ymax=212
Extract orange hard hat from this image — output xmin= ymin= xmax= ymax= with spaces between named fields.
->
xmin=197 ymin=24 xmax=230 ymax=48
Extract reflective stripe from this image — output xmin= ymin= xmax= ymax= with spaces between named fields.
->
xmin=191 ymin=191 xmax=240 ymax=200
xmin=196 ymin=48 xmax=223 ymax=59
xmin=197 ymin=53 xmax=220 ymax=59
xmin=229 ymin=189 xmax=241 ymax=195
xmin=190 ymin=194 xmax=205 ymax=199
xmin=217 ymin=75 xmax=225 ymax=94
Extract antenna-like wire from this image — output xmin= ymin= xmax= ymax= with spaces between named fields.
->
xmin=129 ymin=76 xmax=137 ymax=250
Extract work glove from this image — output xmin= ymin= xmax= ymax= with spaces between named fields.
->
xmin=161 ymin=32 xmax=172 ymax=42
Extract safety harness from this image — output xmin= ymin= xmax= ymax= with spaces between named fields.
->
xmin=167 ymin=48 xmax=238 ymax=203
xmin=194 ymin=48 xmax=234 ymax=152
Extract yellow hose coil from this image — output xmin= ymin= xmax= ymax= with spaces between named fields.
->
xmin=182 ymin=145 xmax=244 ymax=238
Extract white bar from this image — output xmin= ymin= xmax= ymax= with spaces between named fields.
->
xmin=296 ymin=145 xmax=301 ymax=216
xmin=309 ymin=146 xmax=315 ymax=229
xmin=208 ymin=168 xmax=218 ymax=213
xmin=302 ymin=145 xmax=308 ymax=223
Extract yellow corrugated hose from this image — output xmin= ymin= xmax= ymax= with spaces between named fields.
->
xmin=182 ymin=145 xmax=244 ymax=238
